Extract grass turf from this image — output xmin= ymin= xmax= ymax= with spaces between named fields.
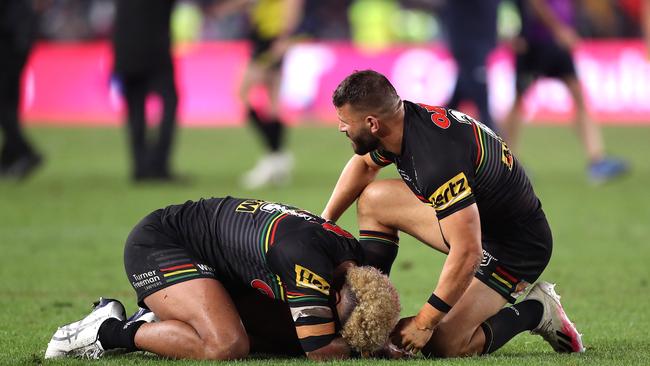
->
xmin=1 ymin=125 xmax=649 ymax=365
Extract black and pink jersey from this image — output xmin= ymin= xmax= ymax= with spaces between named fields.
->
xmin=158 ymin=197 xmax=362 ymax=352
xmin=370 ymin=101 xmax=541 ymax=234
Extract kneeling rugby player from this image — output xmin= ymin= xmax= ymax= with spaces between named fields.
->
xmin=45 ymin=197 xmax=401 ymax=360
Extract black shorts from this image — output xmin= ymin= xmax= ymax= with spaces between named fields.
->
xmin=249 ymin=31 xmax=283 ymax=69
xmin=123 ymin=210 xmax=217 ymax=308
xmin=474 ymin=209 xmax=553 ymax=303
xmin=516 ymin=40 xmax=576 ymax=94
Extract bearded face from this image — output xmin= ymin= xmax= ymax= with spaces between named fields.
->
xmin=347 ymin=127 xmax=380 ymax=155
xmin=337 ymin=105 xmax=381 ymax=155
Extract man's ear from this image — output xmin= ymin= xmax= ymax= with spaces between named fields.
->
xmin=366 ymin=115 xmax=380 ymax=134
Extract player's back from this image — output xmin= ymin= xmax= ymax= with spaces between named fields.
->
xmin=158 ymin=197 xmax=361 ymax=299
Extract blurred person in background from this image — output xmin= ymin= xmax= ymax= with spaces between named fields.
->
xmin=0 ymin=0 xmax=43 ymax=180
xmin=348 ymin=0 xmax=400 ymax=51
xmin=112 ymin=0 xmax=180 ymax=182
xmin=619 ymin=0 xmax=650 ymax=53
xmin=443 ymin=0 xmax=499 ymax=131
xmin=501 ymin=0 xmax=629 ymax=184
xmin=212 ymin=0 xmax=305 ymax=189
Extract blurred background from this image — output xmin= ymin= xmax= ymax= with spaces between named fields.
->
xmin=1 ymin=1 xmax=650 ymax=363
xmin=14 ymin=0 xmax=650 ymax=128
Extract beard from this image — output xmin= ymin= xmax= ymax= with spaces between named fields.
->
xmin=350 ymin=131 xmax=380 ymax=155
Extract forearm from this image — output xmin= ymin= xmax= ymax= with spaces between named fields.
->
xmin=415 ymin=205 xmax=482 ymax=328
xmin=322 ymin=155 xmax=380 ymax=222
xmin=433 ymin=245 xmax=480 ymax=305
xmin=306 ymin=337 xmax=352 ymax=361
xmin=415 ymin=246 xmax=481 ymax=328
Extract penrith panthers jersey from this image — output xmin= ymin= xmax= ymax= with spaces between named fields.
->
xmin=158 ymin=196 xmax=362 ymax=353
xmin=370 ymin=101 xmax=541 ymax=234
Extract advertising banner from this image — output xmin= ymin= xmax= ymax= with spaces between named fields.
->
xmin=22 ymin=40 xmax=650 ymax=126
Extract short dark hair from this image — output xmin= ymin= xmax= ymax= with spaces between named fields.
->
xmin=332 ymin=70 xmax=400 ymax=115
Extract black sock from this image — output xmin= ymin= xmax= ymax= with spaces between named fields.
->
xmin=268 ymin=118 xmax=285 ymax=152
xmin=98 ymin=318 xmax=146 ymax=351
xmin=480 ymin=299 xmax=543 ymax=354
xmin=358 ymin=230 xmax=399 ymax=275
xmin=247 ymin=108 xmax=285 ymax=152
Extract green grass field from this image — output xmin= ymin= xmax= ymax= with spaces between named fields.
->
xmin=1 ymin=125 xmax=649 ymax=365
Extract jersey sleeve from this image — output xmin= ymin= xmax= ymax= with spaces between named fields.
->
xmin=369 ymin=149 xmax=394 ymax=167
xmin=420 ymin=119 xmax=477 ymax=220
xmin=425 ymin=168 xmax=476 ymax=219
xmin=267 ymin=238 xmax=337 ymax=353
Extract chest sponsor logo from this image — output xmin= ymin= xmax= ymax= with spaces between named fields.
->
xmin=295 ymin=265 xmax=330 ymax=295
xmin=428 ymin=172 xmax=472 ymax=211
xmin=236 ymin=199 xmax=264 ymax=213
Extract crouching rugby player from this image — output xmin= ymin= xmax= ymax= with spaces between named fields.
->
xmin=45 ymin=196 xmax=401 ymax=360
xmin=323 ymin=70 xmax=585 ymax=357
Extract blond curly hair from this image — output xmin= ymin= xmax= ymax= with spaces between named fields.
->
xmin=340 ymin=266 xmax=401 ymax=353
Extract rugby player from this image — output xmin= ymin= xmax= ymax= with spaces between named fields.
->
xmin=322 ymin=70 xmax=585 ymax=357
xmin=501 ymin=0 xmax=628 ymax=183
xmin=45 ymin=197 xmax=401 ymax=360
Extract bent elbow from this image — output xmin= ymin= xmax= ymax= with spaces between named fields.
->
xmin=463 ymin=247 xmax=483 ymax=272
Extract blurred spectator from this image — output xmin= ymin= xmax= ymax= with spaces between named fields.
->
xmin=501 ymin=0 xmax=629 ymax=184
xmin=619 ymin=0 xmax=650 ymax=54
xmin=348 ymin=0 xmax=401 ymax=50
xmin=112 ymin=0 xmax=180 ymax=182
xmin=443 ymin=0 xmax=499 ymax=130
xmin=0 ymin=0 xmax=43 ymax=180
xmin=211 ymin=0 xmax=305 ymax=189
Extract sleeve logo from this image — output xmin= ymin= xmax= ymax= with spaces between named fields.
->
xmin=295 ymin=265 xmax=330 ymax=295
xmin=428 ymin=172 xmax=472 ymax=211
xmin=235 ymin=199 xmax=264 ymax=213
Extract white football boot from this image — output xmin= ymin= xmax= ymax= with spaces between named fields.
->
xmin=525 ymin=282 xmax=585 ymax=353
xmin=45 ymin=297 xmax=126 ymax=359
xmin=127 ymin=307 xmax=159 ymax=324
xmin=241 ymin=152 xmax=293 ymax=189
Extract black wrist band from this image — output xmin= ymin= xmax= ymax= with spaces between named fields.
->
xmin=427 ymin=293 xmax=452 ymax=313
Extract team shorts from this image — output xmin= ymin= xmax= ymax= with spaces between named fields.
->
xmin=249 ymin=31 xmax=283 ymax=69
xmin=474 ymin=209 xmax=553 ymax=303
xmin=123 ymin=210 xmax=217 ymax=308
xmin=516 ymin=40 xmax=577 ymax=95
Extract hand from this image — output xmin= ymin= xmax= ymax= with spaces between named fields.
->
xmin=390 ymin=316 xmax=434 ymax=354
xmin=371 ymin=341 xmax=413 ymax=359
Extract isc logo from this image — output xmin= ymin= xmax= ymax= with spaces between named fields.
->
xmin=428 ymin=172 xmax=472 ymax=211
xmin=295 ymin=265 xmax=330 ymax=295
